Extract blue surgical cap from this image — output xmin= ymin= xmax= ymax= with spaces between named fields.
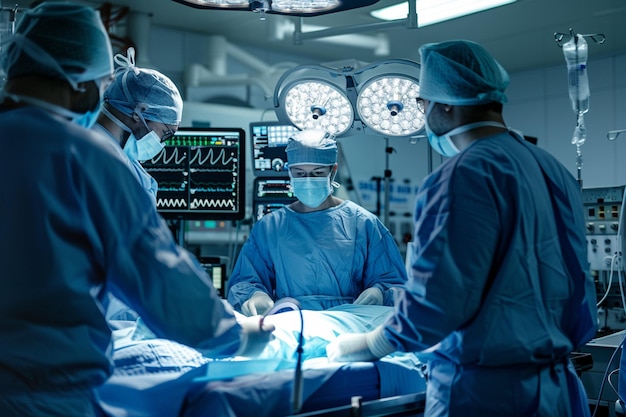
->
xmin=286 ymin=129 xmax=337 ymax=166
xmin=1 ymin=2 xmax=113 ymax=90
xmin=104 ymin=48 xmax=183 ymax=125
xmin=418 ymin=40 xmax=509 ymax=105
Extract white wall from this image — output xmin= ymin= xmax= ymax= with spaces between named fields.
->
xmin=505 ymin=53 xmax=626 ymax=189
xmin=143 ymin=23 xmax=626 ymax=254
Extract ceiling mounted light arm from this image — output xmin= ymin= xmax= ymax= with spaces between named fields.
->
xmin=293 ymin=0 xmax=417 ymax=44
xmin=170 ymin=0 xmax=382 ymax=17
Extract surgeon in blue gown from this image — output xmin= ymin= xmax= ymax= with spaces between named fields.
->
xmin=228 ymin=129 xmax=407 ymax=315
xmin=92 ymin=47 xmax=183 ymax=322
xmin=327 ymin=40 xmax=597 ymax=417
xmin=93 ymin=46 xmax=181 ymax=205
xmin=0 ymin=4 xmax=272 ymax=417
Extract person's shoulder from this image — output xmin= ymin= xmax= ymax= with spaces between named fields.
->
xmin=342 ymin=201 xmax=382 ymax=223
xmin=252 ymin=207 xmax=290 ymax=230
xmin=340 ymin=200 xmax=370 ymax=214
xmin=77 ymin=127 xmax=129 ymax=166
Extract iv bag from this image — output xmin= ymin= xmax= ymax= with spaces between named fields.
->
xmin=563 ymin=34 xmax=589 ymax=115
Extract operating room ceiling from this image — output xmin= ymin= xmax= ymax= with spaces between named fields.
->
xmin=9 ymin=0 xmax=626 ymax=73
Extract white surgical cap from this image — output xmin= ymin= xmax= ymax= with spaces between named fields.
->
xmin=286 ymin=129 xmax=337 ymax=166
xmin=104 ymin=48 xmax=183 ymax=125
xmin=418 ymin=39 xmax=509 ymax=105
xmin=1 ymin=2 xmax=113 ymax=91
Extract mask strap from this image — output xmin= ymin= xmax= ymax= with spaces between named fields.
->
xmin=100 ymin=105 xmax=132 ymax=133
xmin=2 ymin=92 xmax=80 ymax=120
xmin=330 ymin=166 xmax=340 ymax=189
xmin=134 ymin=105 xmax=152 ymax=131
xmin=445 ymin=121 xmax=507 ymax=137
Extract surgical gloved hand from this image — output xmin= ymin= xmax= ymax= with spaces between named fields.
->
xmin=241 ymin=291 xmax=274 ymax=316
xmin=326 ymin=327 xmax=395 ymax=362
xmin=353 ymin=287 xmax=384 ymax=305
xmin=234 ymin=315 xmax=276 ymax=358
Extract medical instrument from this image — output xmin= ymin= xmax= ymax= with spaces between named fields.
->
xmin=554 ymin=28 xmax=605 ymax=186
xmin=249 ymin=121 xmax=299 ymax=222
xmin=98 ymin=304 xmax=428 ymax=417
xmin=262 ymin=297 xmax=304 ymax=413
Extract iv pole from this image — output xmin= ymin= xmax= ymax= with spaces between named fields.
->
xmin=554 ymin=28 xmax=605 ymax=189
xmin=383 ymin=137 xmax=394 ymax=227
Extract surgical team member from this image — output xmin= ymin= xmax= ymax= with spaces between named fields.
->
xmin=94 ymin=46 xmax=181 ymax=204
xmin=93 ymin=47 xmax=182 ymax=322
xmin=326 ymin=40 xmax=597 ymax=417
xmin=0 ymin=3 xmax=272 ymax=416
xmin=228 ymin=129 xmax=407 ymax=316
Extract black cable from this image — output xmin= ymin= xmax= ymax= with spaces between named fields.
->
xmin=591 ymin=334 xmax=625 ymax=417
xmin=261 ymin=298 xmax=305 ymax=413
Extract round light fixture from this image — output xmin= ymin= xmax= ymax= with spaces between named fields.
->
xmin=279 ymin=80 xmax=354 ymax=136
xmin=356 ymin=75 xmax=424 ymax=137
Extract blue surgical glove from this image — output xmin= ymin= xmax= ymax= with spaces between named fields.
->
xmin=353 ymin=287 xmax=384 ymax=305
xmin=235 ymin=315 xmax=276 ymax=357
xmin=326 ymin=326 xmax=396 ymax=362
xmin=242 ymin=291 xmax=274 ymax=316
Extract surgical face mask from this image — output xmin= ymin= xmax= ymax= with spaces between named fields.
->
xmin=424 ymin=103 xmax=461 ymax=158
xmin=123 ymin=131 xmax=164 ymax=161
xmin=425 ymin=103 xmax=507 ymax=157
xmin=290 ymin=175 xmax=332 ymax=208
xmin=100 ymin=105 xmax=132 ymax=134
xmin=73 ymin=76 xmax=110 ymax=129
xmin=123 ymin=109 xmax=166 ymax=161
xmin=73 ymin=103 xmax=101 ymax=129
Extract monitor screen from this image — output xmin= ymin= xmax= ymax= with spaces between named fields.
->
xmin=142 ymin=127 xmax=246 ymax=220
xmin=250 ymin=121 xmax=300 ymax=176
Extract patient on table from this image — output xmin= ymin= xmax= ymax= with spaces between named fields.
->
xmin=98 ymin=304 xmax=424 ymax=417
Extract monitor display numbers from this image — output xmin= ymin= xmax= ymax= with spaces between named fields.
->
xmin=250 ymin=122 xmax=299 ymax=176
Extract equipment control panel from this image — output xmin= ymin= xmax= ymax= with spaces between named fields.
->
xmin=583 ymin=186 xmax=624 ymax=272
xmin=249 ymin=122 xmax=298 ymax=222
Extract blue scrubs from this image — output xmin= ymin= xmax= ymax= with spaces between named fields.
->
xmin=379 ymin=131 xmax=597 ymax=417
xmin=0 ymin=106 xmax=240 ymax=415
xmin=227 ymin=200 xmax=407 ymax=311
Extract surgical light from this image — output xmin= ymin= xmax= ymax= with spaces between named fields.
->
xmin=273 ymin=59 xmax=424 ymax=139
xmin=171 ymin=0 xmax=381 ymax=17
xmin=357 ymin=75 xmax=422 ymax=137
xmin=279 ymin=79 xmax=353 ymax=136
xmin=271 ymin=0 xmax=339 ymax=14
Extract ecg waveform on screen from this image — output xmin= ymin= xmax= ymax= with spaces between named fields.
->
xmin=189 ymin=148 xmax=235 ymax=167
xmin=157 ymin=198 xmax=187 ymax=208
xmin=141 ymin=131 xmax=244 ymax=219
xmin=190 ymin=199 xmax=236 ymax=209
xmin=150 ymin=147 xmax=187 ymax=166
xmin=189 ymin=179 xmax=235 ymax=193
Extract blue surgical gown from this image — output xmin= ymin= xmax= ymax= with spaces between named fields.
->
xmin=227 ymin=200 xmax=407 ymax=311
xmin=379 ymin=131 xmax=597 ymax=417
xmin=0 ymin=106 xmax=241 ymax=414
